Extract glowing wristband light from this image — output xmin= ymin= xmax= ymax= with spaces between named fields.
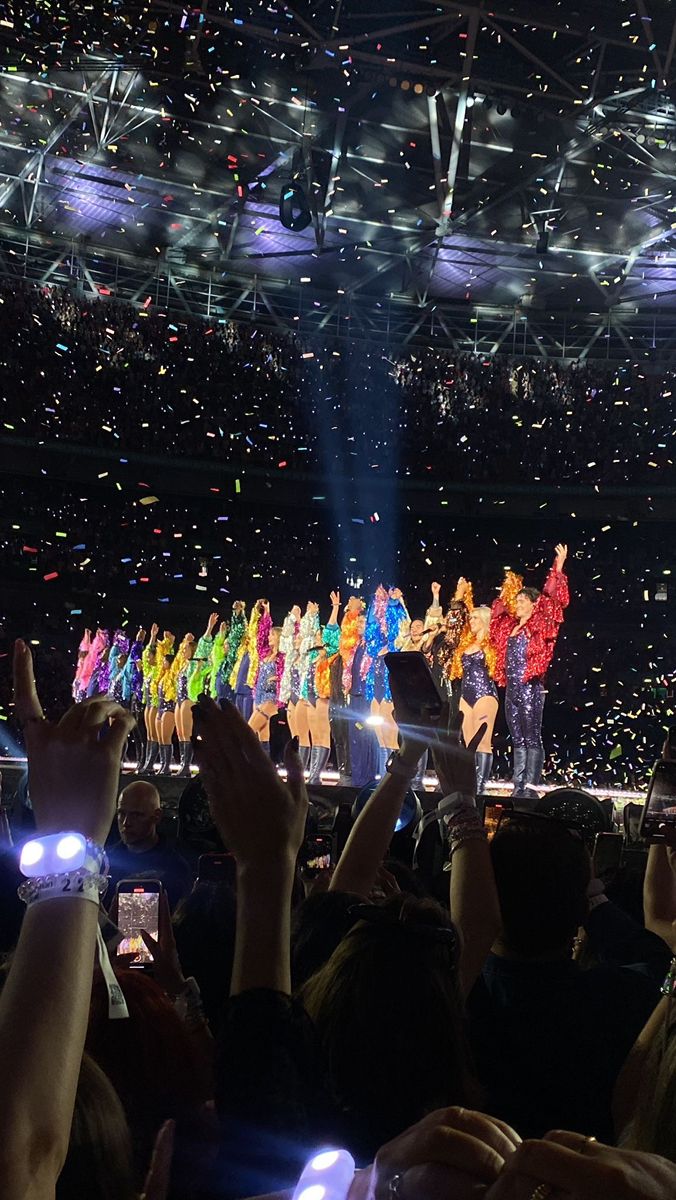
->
xmin=19 ymin=832 xmax=105 ymax=879
xmin=292 ymin=1149 xmax=355 ymax=1200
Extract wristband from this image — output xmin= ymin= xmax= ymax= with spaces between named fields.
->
xmin=19 ymin=872 xmax=107 ymax=907
xmin=20 ymin=832 xmax=106 ymax=879
xmin=385 ymin=750 xmax=419 ymax=781
xmin=292 ymin=1149 xmax=355 ymax=1200
xmin=661 ymin=956 xmax=676 ymax=1000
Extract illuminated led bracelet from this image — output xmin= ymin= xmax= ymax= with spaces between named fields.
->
xmin=292 ymin=1149 xmax=355 ymax=1200
xmin=18 ymin=832 xmax=109 ymax=906
xmin=16 ymin=831 xmax=127 ymax=1019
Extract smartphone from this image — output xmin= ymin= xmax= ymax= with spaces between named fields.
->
xmin=593 ymin=831 xmax=624 ymax=877
xmin=482 ymin=801 xmax=512 ymax=841
xmin=383 ymin=651 xmax=443 ymax=718
xmin=300 ymin=835 xmax=334 ymax=877
xmin=197 ymin=852 xmax=236 ymax=886
xmin=639 ymin=760 xmax=676 ymax=841
xmin=115 ymin=880 xmax=161 ymax=966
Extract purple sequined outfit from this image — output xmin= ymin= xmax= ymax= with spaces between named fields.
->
xmin=505 ymin=632 xmax=545 ymax=750
xmin=460 ymin=650 xmax=498 ymax=707
xmin=254 ymin=658 xmax=279 ymax=708
xmin=176 ymin=672 xmax=189 ymax=704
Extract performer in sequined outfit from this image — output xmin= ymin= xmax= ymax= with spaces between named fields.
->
xmin=361 ymin=586 xmax=410 ymax=777
xmin=304 ymin=592 xmax=341 ymax=784
xmin=424 ymin=581 xmax=471 ymax=715
xmin=248 ymin=604 xmax=284 ymax=756
xmin=449 ymin=581 xmax=499 ymax=795
xmin=491 ymin=544 xmax=569 ymax=799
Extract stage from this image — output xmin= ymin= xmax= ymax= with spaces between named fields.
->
xmin=0 ymin=754 xmax=647 ymax=816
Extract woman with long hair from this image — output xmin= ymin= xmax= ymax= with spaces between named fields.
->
xmin=361 ymin=585 xmax=409 ymax=778
xmin=450 ymin=579 xmax=499 ymax=795
xmin=304 ymin=592 xmax=341 ymax=785
xmin=248 ymin=604 xmax=284 ymax=756
xmin=299 ymin=893 xmax=477 ymax=1159
xmin=175 ymin=613 xmax=218 ymax=776
xmin=490 ymin=544 xmax=569 ymax=798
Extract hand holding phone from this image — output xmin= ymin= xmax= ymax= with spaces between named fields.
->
xmin=115 ymin=880 xmax=162 ymax=966
xmin=640 ymin=760 xmax=676 ymax=843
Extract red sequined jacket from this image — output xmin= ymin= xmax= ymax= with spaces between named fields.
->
xmin=490 ymin=564 xmax=569 ymax=686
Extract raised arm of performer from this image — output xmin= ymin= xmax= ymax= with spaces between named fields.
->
xmin=362 ymin=585 xmax=409 ymax=778
xmin=449 ymin=580 xmax=499 ymax=796
xmin=140 ymin=622 xmax=160 ymax=772
xmin=493 ymin=543 xmax=569 ymax=799
xmin=248 ymin=604 xmax=284 ymax=757
xmin=305 ymin=592 xmax=341 ymax=785
xmin=177 ymin=612 xmax=218 ymax=776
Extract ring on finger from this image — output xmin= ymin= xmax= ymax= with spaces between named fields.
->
xmin=580 ymin=1136 xmax=597 ymax=1155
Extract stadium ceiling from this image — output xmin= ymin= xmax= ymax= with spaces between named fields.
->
xmin=4 ymin=1 xmax=676 ymax=356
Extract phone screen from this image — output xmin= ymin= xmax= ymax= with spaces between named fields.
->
xmin=116 ymin=886 xmax=160 ymax=964
xmin=301 ymin=836 xmax=334 ymax=876
xmin=640 ymin=760 xmax=676 ymax=841
xmin=483 ymin=803 xmax=507 ymax=841
xmin=197 ymin=853 xmax=236 ymax=886
xmin=383 ymin=652 xmax=442 ymax=717
xmin=593 ymin=832 xmax=623 ymax=876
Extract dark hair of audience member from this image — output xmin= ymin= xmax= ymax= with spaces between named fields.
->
xmin=621 ymin=1029 xmax=676 ymax=1163
xmin=0 ymin=851 xmax=25 ymax=955
xmin=86 ymin=968 xmax=210 ymax=1187
xmin=173 ymin=880 xmax=237 ymax=1029
xmin=490 ymin=818 xmax=591 ymax=958
xmin=57 ymin=1053 xmax=135 ymax=1200
xmin=299 ymin=892 xmax=478 ymax=1157
xmin=291 ymin=891 xmax=362 ymax=990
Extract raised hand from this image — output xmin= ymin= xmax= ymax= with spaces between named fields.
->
xmin=432 ymin=708 xmax=486 ymax=798
xmin=485 ymin=1132 xmax=676 ymax=1200
xmin=555 ymin=542 xmax=568 ymax=571
xmin=192 ymin=698 xmax=308 ymax=868
xmin=431 ymin=581 xmax=441 ymax=598
xmin=140 ymin=890 xmax=186 ymax=998
xmin=13 ymin=639 xmax=135 ymax=845
xmin=368 ymin=1107 xmax=520 ymax=1200
xmin=136 ymin=627 xmax=146 ymax=643
xmin=306 ymin=601 xmax=320 ymax=616
xmin=207 ymin=612 xmax=219 ymax=632
xmin=330 ymin=590 xmax=340 ymax=607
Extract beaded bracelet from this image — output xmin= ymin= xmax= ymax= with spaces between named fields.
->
xmin=19 ymin=861 xmax=110 ymax=907
xmin=661 ymin=956 xmax=676 ymax=1000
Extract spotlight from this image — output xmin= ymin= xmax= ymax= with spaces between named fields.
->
xmin=279 ymin=181 xmax=312 ymax=232
xmin=351 ymin=783 xmax=422 ymax=833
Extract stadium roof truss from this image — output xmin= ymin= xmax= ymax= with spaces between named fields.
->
xmin=3 ymin=1 xmax=676 ymax=357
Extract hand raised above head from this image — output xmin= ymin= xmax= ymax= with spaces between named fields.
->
xmin=13 ymin=639 xmax=135 ymax=845
xmin=192 ymin=698 xmax=308 ymax=868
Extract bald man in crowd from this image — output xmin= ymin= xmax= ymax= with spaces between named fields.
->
xmin=107 ymin=781 xmax=193 ymax=911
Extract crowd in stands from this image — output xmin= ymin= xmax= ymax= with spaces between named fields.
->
xmin=2 ymin=279 xmax=676 ymax=485
xmin=2 ymin=640 xmax=676 ymax=1200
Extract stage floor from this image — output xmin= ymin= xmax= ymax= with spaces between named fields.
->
xmin=0 ymin=755 xmax=646 ymax=807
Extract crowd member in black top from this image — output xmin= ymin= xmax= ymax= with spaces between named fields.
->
xmin=468 ymin=813 xmax=660 ymax=1142
xmin=108 ymin=781 xmax=193 ymax=911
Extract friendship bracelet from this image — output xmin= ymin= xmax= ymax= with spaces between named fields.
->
xmin=661 ymin=956 xmax=676 ymax=1000
xmin=19 ymin=870 xmax=109 ymax=907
